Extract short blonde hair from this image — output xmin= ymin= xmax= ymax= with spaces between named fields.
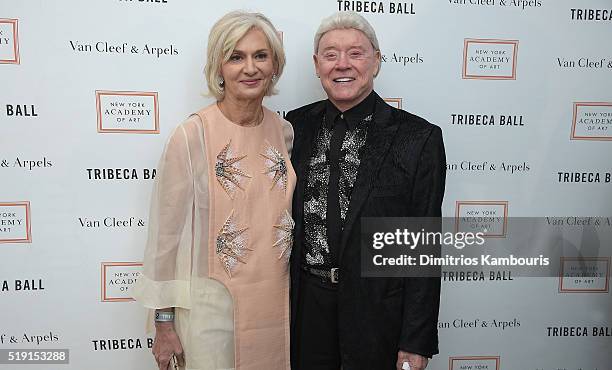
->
xmin=205 ymin=11 xmax=285 ymax=101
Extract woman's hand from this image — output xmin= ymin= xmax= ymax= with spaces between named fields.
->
xmin=153 ymin=322 xmax=185 ymax=370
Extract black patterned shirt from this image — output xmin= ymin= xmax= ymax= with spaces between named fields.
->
xmin=303 ymin=91 xmax=376 ymax=268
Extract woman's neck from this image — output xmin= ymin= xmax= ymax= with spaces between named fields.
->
xmin=217 ymin=96 xmax=264 ymax=127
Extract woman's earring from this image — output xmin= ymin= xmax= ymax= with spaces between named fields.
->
xmin=271 ymin=73 xmax=278 ymax=82
xmin=217 ymin=76 xmax=225 ymax=89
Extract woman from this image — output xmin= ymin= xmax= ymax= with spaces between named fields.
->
xmin=132 ymin=11 xmax=295 ymax=370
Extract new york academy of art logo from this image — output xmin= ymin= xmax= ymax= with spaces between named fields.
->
xmin=384 ymin=98 xmax=402 ymax=109
xmin=455 ymin=200 xmax=508 ymax=237
xmin=559 ymin=257 xmax=610 ymax=293
xmin=101 ymin=262 xmax=142 ymax=302
xmin=463 ymin=39 xmax=519 ymax=80
xmin=0 ymin=18 xmax=19 ymax=64
xmin=95 ymin=91 xmax=159 ymax=134
xmin=571 ymin=102 xmax=612 ymax=141
xmin=449 ymin=356 xmax=501 ymax=370
xmin=0 ymin=201 xmax=31 ymax=243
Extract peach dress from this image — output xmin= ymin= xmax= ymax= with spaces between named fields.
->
xmin=132 ymin=103 xmax=296 ymax=370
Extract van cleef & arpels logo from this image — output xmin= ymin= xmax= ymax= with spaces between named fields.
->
xmin=380 ymin=52 xmax=423 ymax=67
xmin=449 ymin=0 xmax=542 ymax=10
xmin=446 ymin=160 xmax=530 ymax=175
xmin=70 ymin=40 xmax=178 ymax=58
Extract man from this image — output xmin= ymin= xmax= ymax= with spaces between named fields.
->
xmin=286 ymin=12 xmax=446 ymax=370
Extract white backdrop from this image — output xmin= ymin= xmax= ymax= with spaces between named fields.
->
xmin=1 ymin=0 xmax=611 ymax=369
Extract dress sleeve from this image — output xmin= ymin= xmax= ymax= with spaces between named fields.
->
xmin=132 ymin=123 xmax=194 ymax=312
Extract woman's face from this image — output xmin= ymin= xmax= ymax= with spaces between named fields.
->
xmin=220 ymin=28 xmax=275 ymax=103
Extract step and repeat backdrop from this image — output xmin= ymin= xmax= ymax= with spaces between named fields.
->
xmin=1 ymin=0 xmax=611 ymax=369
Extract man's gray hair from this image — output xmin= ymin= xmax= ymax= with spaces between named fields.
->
xmin=313 ymin=12 xmax=380 ymax=54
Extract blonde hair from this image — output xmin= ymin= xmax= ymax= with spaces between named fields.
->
xmin=205 ymin=11 xmax=285 ymax=100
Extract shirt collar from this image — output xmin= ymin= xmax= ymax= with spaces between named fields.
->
xmin=324 ymin=90 xmax=376 ymax=130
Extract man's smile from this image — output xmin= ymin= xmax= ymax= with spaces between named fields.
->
xmin=333 ymin=77 xmax=355 ymax=83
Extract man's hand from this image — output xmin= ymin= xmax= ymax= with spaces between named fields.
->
xmin=397 ymin=350 xmax=428 ymax=370
xmin=153 ymin=322 xmax=185 ymax=370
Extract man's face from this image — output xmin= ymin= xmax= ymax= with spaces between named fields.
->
xmin=314 ymin=28 xmax=380 ymax=111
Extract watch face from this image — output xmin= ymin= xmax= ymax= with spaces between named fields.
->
xmin=154 ymin=311 xmax=174 ymax=322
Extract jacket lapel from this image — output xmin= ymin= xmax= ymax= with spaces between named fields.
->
xmin=338 ymin=94 xmax=399 ymax=261
xmin=291 ymin=103 xmax=325 ymax=255
xmin=294 ymin=105 xmax=323 ymax=183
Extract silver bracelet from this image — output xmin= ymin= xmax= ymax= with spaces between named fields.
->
xmin=154 ymin=311 xmax=175 ymax=322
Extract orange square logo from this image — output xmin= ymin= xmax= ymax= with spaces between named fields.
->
xmin=559 ymin=257 xmax=610 ymax=293
xmin=462 ymin=39 xmax=518 ymax=80
xmin=571 ymin=102 xmax=612 ymax=141
xmin=455 ymin=201 xmax=508 ymax=237
xmin=101 ymin=262 xmax=143 ymax=302
xmin=449 ymin=356 xmax=500 ymax=370
xmin=0 ymin=201 xmax=31 ymax=243
xmin=384 ymin=98 xmax=402 ymax=110
xmin=95 ymin=91 xmax=159 ymax=134
xmin=0 ymin=18 xmax=19 ymax=64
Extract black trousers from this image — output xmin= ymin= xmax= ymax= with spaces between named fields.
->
xmin=293 ymin=270 xmax=341 ymax=370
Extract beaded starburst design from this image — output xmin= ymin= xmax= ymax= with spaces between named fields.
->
xmin=215 ymin=141 xmax=251 ymax=199
xmin=273 ymin=210 xmax=295 ymax=261
xmin=261 ymin=144 xmax=288 ymax=193
xmin=216 ymin=210 xmax=251 ymax=278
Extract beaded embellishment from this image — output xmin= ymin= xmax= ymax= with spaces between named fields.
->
xmin=273 ymin=210 xmax=295 ymax=262
xmin=261 ymin=143 xmax=288 ymax=193
xmin=216 ymin=210 xmax=251 ymax=278
xmin=215 ymin=141 xmax=251 ymax=199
